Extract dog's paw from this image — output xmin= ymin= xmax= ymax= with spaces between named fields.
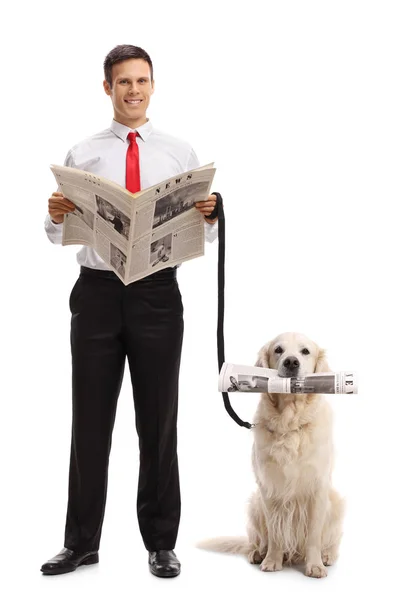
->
xmin=322 ymin=552 xmax=336 ymax=566
xmin=260 ymin=558 xmax=283 ymax=572
xmin=305 ymin=563 xmax=328 ymax=578
xmin=322 ymin=548 xmax=338 ymax=567
xmin=248 ymin=549 xmax=263 ymax=564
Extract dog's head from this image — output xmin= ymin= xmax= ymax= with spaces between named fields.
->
xmin=255 ymin=332 xmax=330 ymax=378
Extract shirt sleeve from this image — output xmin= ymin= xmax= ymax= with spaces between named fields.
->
xmin=204 ymin=219 xmax=219 ymax=243
xmin=186 ymin=146 xmax=219 ymax=245
xmin=44 ymin=150 xmax=74 ymax=245
xmin=186 ymin=146 xmax=200 ymax=171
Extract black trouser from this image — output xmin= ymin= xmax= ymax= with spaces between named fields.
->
xmin=64 ymin=266 xmax=184 ymax=553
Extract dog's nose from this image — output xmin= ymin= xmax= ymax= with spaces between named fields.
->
xmin=283 ymin=356 xmax=300 ymax=370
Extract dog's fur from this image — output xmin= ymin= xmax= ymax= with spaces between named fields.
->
xmin=198 ymin=333 xmax=345 ymax=578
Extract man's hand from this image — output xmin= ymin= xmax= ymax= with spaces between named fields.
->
xmin=48 ymin=192 xmax=76 ymax=224
xmin=195 ymin=194 xmax=218 ymax=224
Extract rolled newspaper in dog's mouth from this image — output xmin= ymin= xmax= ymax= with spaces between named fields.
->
xmin=218 ymin=363 xmax=358 ymax=394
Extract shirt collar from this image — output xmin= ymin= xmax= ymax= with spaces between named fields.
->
xmin=110 ymin=118 xmax=153 ymax=142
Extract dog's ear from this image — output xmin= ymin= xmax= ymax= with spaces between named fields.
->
xmin=255 ymin=342 xmax=270 ymax=368
xmin=314 ymin=347 xmax=331 ymax=373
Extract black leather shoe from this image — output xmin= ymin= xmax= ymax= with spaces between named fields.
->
xmin=148 ymin=550 xmax=181 ymax=578
xmin=40 ymin=548 xmax=99 ymax=575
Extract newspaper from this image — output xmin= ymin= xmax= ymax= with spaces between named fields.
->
xmin=218 ymin=363 xmax=358 ymax=394
xmin=49 ymin=163 xmax=216 ymax=284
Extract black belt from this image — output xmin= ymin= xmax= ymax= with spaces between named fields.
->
xmin=80 ymin=265 xmax=177 ymax=282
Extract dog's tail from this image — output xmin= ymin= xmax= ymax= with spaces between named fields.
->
xmin=196 ymin=536 xmax=251 ymax=555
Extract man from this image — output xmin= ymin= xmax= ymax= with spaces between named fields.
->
xmin=41 ymin=44 xmax=219 ymax=578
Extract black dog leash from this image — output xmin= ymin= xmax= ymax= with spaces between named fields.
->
xmin=210 ymin=193 xmax=253 ymax=429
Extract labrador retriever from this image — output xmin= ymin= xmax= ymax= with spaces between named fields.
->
xmin=198 ymin=332 xmax=345 ymax=578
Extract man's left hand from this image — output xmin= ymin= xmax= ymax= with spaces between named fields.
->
xmin=195 ymin=195 xmax=218 ymax=224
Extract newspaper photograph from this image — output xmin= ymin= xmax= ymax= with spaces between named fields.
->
xmin=219 ymin=363 xmax=358 ymax=395
xmin=50 ymin=163 xmax=216 ymax=284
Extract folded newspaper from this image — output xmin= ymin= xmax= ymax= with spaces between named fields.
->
xmin=219 ymin=363 xmax=358 ymax=394
xmin=50 ymin=163 xmax=216 ymax=284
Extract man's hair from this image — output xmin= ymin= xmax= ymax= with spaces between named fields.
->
xmin=103 ymin=45 xmax=153 ymax=88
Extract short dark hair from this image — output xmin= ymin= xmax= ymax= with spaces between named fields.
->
xmin=103 ymin=45 xmax=153 ymax=88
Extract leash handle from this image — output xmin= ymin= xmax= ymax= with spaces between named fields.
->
xmin=213 ymin=192 xmax=253 ymax=429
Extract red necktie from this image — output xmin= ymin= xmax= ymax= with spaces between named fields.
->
xmin=126 ymin=132 xmax=141 ymax=193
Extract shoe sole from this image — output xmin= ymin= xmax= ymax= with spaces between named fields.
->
xmin=41 ymin=553 xmax=99 ymax=575
xmin=149 ymin=567 xmax=181 ymax=578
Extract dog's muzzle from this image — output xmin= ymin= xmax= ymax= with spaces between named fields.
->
xmin=281 ymin=356 xmax=300 ymax=376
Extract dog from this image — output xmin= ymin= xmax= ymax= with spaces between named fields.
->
xmin=198 ymin=332 xmax=345 ymax=578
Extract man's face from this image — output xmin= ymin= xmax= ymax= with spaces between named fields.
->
xmin=103 ymin=58 xmax=154 ymax=127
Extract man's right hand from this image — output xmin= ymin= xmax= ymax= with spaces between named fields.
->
xmin=48 ymin=192 xmax=76 ymax=224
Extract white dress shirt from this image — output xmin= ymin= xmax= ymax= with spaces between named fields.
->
xmin=44 ymin=119 xmax=218 ymax=270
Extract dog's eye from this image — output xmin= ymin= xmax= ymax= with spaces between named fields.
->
xmin=301 ymin=348 xmax=310 ymax=355
xmin=275 ymin=346 xmax=284 ymax=354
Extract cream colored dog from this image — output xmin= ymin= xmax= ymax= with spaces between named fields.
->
xmin=198 ymin=333 xmax=345 ymax=578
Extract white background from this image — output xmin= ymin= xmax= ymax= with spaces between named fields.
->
xmin=1 ymin=0 xmax=399 ymax=598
